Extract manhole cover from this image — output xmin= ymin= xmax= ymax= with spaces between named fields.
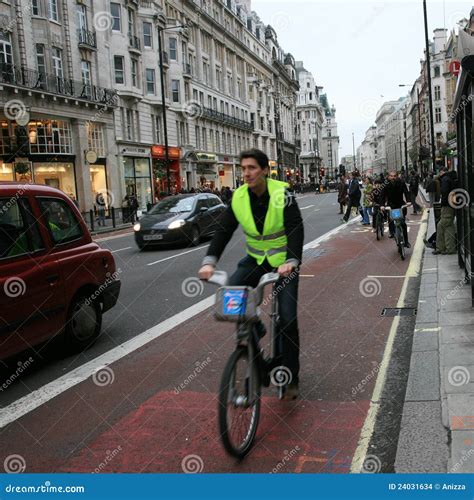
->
xmin=303 ymin=248 xmax=326 ymax=259
xmin=381 ymin=308 xmax=417 ymax=317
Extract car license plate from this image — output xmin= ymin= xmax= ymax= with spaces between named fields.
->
xmin=143 ymin=234 xmax=163 ymax=241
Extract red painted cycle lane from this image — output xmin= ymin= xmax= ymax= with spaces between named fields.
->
xmin=0 ymin=215 xmax=424 ymax=473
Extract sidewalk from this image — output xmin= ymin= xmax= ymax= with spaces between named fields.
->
xmin=395 ymin=191 xmax=474 ymax=473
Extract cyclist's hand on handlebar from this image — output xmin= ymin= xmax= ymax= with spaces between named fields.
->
xmin=198 ymin=265 xmax=215 ymax=281
xmin=278 ymin=263 xmax=296 ymax=278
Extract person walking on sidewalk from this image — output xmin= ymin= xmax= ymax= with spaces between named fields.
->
xmin=337 ymin=175 xmax=348 ymax=214
xmin=425 ymin=173 xmax=437 ymax=207
xmin=342 ymin=171 xmax=362 ymax=223
xmin=362 ymin=177 xmax=373 ymax=225
xmin=433 ymin=167 xmax=457 ymax=255
xmin=408 ymin=170 xmax=422 ymax=214
xmin=383 ymin=170 xmax=411 ymax=248
xmin=198 ymin=149 xmax=304 ymax=400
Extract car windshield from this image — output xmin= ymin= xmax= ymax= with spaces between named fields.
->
xmin=148 ymin=197 xmax=195 ymax=215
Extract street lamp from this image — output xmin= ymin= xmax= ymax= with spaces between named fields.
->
xmin=157 ymin=20 xmax=192 ymax=195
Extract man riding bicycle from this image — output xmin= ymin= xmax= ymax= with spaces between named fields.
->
xmin=198 ymin=149 xmax=304 ymax=400
xmin=383 ymin=170 xmax=411 ymax=248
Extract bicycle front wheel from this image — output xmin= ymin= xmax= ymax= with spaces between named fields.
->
xmin=395 ymin=226 xmax=405 ymax=260
xmin=218 ymin=346 xmax=261 ymax=459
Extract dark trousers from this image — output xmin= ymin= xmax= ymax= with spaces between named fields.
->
xmin=410 ymin=191 xmax=421 ymax=213
xmin=343 ymin=196 xmax=362 ymax=222
xmin=338 ymin=202 xmax=346 ymax=214
xmin=229 ymin=255 xmax=300 ymax=384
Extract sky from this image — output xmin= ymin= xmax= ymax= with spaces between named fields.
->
xmin=251 ymin=0 xmax=472 ymax=157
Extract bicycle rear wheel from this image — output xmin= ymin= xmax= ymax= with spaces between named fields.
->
xmin=218 ymin=345 xmax=261 ymax=458
xmin=395 ymin=226 xmax=405 ymax=260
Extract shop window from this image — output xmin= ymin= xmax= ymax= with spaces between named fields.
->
xmin=90 ymin=165 xmax=107 ymax=206
xmin=0 ymin=198 xmax=44 ymax=259
xmin=38 ymin=197 xmax=83 ymax=245
xmin=33 ymin=163 xmax=76 ymax=199
xmin=86 ymin=123 xmax=105 ymax=157
xmin=0 ymin=120 xmax=11 ymax=155
xmin=28 ymin=120 xmax=73 ymax=154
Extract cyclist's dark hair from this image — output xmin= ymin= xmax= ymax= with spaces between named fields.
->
xmin=239 ymin=149 xmax=269 ymax=170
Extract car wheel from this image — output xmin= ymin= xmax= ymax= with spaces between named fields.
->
xmin=64 ymin=293 xmax=102 ymax=353
xmin=191 ymin=225 xmax=201 ymax=246
xmin=137 ymin=242 xmax=146 ymax=250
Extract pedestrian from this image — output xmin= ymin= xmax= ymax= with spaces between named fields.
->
xmin=342 ymin=171 xmax=362 ymax=223
xmin=337 ymin=175 xmax=348 ymax=214
xmin=362 ymin=177 xmax=373 ymax=225
xmin=408 ymin=170 xmax=421 ymax=214
xmin=95 ymin=191 xmax=106 ymax=226
xmin=425 ymin=173 xmax=437 ymax=207
xmin=433 ymin=167 xmax=457 ymax=255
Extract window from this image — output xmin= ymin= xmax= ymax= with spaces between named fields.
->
xmin=51 ymin=47 xmax=63 ymax=78
xmin=143 ymin=22 xmax=152 ymax=48
xmin=128 ymin=8 xmax=135 ymax=37
xmin=36 ymin=44 xmax=46 ymax=80
xmin=131 ymin=59 xmax=139 ymax=87
xmin=195 ymin=126 xmax=201 ymax=148
xmin=169 ymin=38 xmax=177 ymax=60
xmin=28 ymin=120 xmax=73 ymax=154
xmin=146 ymin=68 xmax=155 ymax=94
xmin=114 ymin=56 xmax=124 ymax=84
xmin=86 ymin=122 xmax=105 ymax=157
xmin=154 ymin=115 xmax=162 ymax=143
xmin=110 ymin=3 xmax=121 ymax=31
xmin=202 ymin=127 xmax=207 ymax=150
xmin=434 ymin=66 xmax=440 ymax=78
xmin=171 ymin=80 xmax=180 ymax=102
xmin=0 ymin=198 xmax=44 ymax=260
xmin=76 ymin=3 xmax=87 ymax=31
xmin=0 ymin=32 xmax=13 ymax=66
xmin=435 ymin=107 xmax=442 ymax=123
xmin=81 ymin=60 xmax=92 ymax=97
xmin=203 ymin=61 xmax=210 ymax=85
xmin=32 ymin=0 xmax=42 ymax=16
xmin=434 ymin=85 xmax=441 ymax=101
xmin=126 ymin=109 xmax=133 ymax=140
xmin=48 ymin=0 xmax=59 ymax=22
xmin=38 ymin=198 xmax=83 ymax=245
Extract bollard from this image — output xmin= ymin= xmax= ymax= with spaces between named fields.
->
xmin=89 ymin=209 xmax=94 ymax=232
xmin=111 ymin=207 xmax=116 ymax=228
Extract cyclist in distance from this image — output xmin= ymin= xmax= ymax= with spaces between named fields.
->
xmin=383 ymin=170 xmax=412 ymax=248
xmin=198 ymin=149 xmax=304 ymax=400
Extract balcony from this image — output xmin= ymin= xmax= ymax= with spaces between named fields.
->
xmin=161 ymin=51 xmax=169 ymax=66
xmin=77 ymin=28 xmax=97 ymax=49
xmin=201 ymin=107 xmax=253 ymax=131
xmin=183 ymin=62 xmax=192 ymax=78
xmin=0 ymin=63 xmax=117 ymax=105
xmin=128 ymin=33 xmax=141 ymax=52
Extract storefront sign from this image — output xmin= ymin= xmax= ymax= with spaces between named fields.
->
xmin=151 ymin=145 xmax=181 ymax=159
xmin=269 ymin=161 xmax=277 ymax=167
xmin=196 ymin=153 xmax=216 ymax=162
xmin=85 ymin=150 xmax=98 ymax=164
xmin=218 ymin=170 xmax=225 ymax=176
xmin=122 ymin=147 xmax=149 ymax=156
xmin=217 ymin=155 xmax=234 ymax=164
xmin=449 ymin=60 xmax=461 ymax=77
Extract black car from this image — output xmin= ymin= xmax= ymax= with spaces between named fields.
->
xmin=133 ymin=194 xmax=226 ymax=249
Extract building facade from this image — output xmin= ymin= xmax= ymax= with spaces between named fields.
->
xmin=320 ymin=95 xmax=339 ymax=180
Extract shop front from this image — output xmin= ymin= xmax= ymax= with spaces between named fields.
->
xmin=269 ymin=160 xmax=279 ymax=180
xmin=121 ymin=146 xmax=153 ymax=211
xmin=151 ymin=145 xmax=181 ymax=198
xmin=196 ymin=153 xmax=218 ymax=189
xmin=217 ymin=155 xmax=235 ymax=188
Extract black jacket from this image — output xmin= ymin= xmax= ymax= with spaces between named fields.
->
xmin=440 ymin=172 xmax=457 ymax=207
xmin=383 ymin=179 xmax=410 ymax=209
xmin=204 ymin=184 xmax=304 ymax=266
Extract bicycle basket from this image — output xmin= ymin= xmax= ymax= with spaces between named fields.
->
xmin=214 ymin=286 xmax=258 ymax=322
xmin=390 ymin=208 xmax=403 ymax=220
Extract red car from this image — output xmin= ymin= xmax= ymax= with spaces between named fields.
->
xmin=0 ymin=183 xmax=121 ymax=360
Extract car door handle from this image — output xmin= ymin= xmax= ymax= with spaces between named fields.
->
xmin=46 ymin=274 xmax=59 ymax=284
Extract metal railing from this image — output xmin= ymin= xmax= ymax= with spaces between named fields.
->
xmin=128 ymin=33 xmax=141 ymax=51
xmin=77 ymin=28 xmax=97 ymax=48
xmin=0 ymin=63 xmax=117 ymax=105
xmin=201 ymin=107 xmax=253 ymax=131
xmin=183 ymin=62 xmax=192 ymax=76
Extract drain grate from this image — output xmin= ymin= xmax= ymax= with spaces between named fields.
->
xmin=381 ymin=307 xmax=417 ymax=317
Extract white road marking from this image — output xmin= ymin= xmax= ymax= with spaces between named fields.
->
xmin=314 ymin=209 xmax=320 ymax=212
xmin=300 ymin=205 xmax=315 ymax=210
xmin=147 ymin=245 xmax=210 ymax=266
xmin=94 ymin=231 xmax=133 ymax=242
xmin=300 ymin=274 xmax=315 ymax=278
xmin=367 ymin=275 xmax=406 ymax=279
xmin=0 ymin=214 xmax=361 ymax=429
xmin=111 ymin=247 xmax=132 ymax=253
xmin=350 ymin=209 xmax=428 ymax=472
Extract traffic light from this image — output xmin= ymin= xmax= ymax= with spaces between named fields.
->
xmin=339 ymin=164 xmax=345 ymax=176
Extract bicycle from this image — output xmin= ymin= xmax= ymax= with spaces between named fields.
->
xmin=373 ymin=204 xmax=385 ymax=241
xmin=206 ymin=270 xmax=289 ymax=458
xmin=383 ymin=204 xmax=410 ymax=260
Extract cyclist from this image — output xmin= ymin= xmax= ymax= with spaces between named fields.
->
xmin=198 ymin=149 xmax=304 ymax=400
xmin=383 ymin=170 xmax=411 ymax=248
xmin=371 ymin=177 xmax=386 ymax=232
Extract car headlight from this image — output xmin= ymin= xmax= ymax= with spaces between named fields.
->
xmin=168 ymin=219 xmax=186 ymax=230
xmin=133 ymin=223 xmax=141 ymax=232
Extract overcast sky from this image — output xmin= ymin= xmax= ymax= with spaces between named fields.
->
xmin=251 ymin=0 xmax=471 ymax=157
